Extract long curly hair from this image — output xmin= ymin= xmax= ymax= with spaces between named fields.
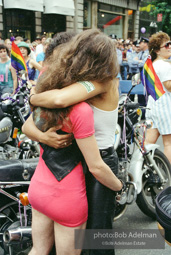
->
xmin=35 ymin=29 xmax=119 ymax=131
xmin=44 ymin=31 xmax=76 ymax=63
xmin=149 ymin=32 xmax=170 ymax=61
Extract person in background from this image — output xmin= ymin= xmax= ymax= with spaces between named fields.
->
xmin=120 ymin=43 xmax=128 ymax=80
xmin=145 ymin=32 xmax=171 ymax=163
xmin=35 ymin=36 xmax=41 ymax=46
xmin=24 ymin=38 xmax=31 ymax=44
xmin=127 ymin=40 xmax=140 ymax=79
xmin=31 ymin=41 xmax=38 ymax=53
xmin=4 ymin=39 xmax=12 ymax=53
xmin=36 ymin=35 xmax=46 ymax=55
xmin=36 ymin=38 xmax=53 ymax=66
xmin=0 ymin=44 xmax=17 ymax=96
xmin=28 ymin=43 xmax=37 ymax=61
xmin=18 ymin=42 xmax=42 ymax=86
xmin=133 ymin=37 xmax=149 ymax=118
xmin=134 ymin=37 xmax=149 ymax=72
xmin=14 ymin=36 xmax=24 ymax=45
xmin=109 ymin=35 xmax=122 ymax=80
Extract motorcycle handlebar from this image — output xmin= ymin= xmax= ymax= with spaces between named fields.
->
xmin=125 ymin=103 xmax=140 ymax=110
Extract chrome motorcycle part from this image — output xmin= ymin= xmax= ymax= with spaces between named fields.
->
xmin=3 ymin=226 xmax=32 ymax=244
xmin=136 ymin=149 xmax=171 ymax=219
xmin=0 ymin=201 xmax=32 ymax=255
xmin=0 ymin=117 xmax=13 ymax=144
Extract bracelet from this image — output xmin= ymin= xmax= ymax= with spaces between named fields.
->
xmin=28 ymin=94 xmax=35 ymax=106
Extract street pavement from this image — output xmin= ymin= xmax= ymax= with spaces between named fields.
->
xmin=114 ymin=201 xmax=170 ymax=255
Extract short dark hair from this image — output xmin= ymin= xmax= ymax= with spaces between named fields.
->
xmin=0 ymin=44 xmax=10 ymax=56
xmin=41 ymin=35 xmax=46 ymax=40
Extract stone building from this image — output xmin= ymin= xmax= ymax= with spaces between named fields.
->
xmin=0 ymin=0 xmax=141 ymax=41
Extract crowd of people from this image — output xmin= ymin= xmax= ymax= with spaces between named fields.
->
xmin=0 ymin=35 xmax=54 ymax=96
xmin=0 ymin=29 xmax=171 ymax=255
xmin=110 ymin=35 xmax=149 ymax=80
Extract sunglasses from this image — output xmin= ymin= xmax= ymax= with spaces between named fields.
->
xmin=160 ymin=41 xmax=171 ymax=49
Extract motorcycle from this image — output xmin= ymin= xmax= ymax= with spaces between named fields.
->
xmin=114 ymin=73 xmax=171 ymax=220
xmin=0 ymin=84 xmax=39 ymax=160
xmin=0 ymin=157 xmax=38 ymax=255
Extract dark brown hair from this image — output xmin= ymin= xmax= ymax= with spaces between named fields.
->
xmin=0 ymin=44 xmax=10 ymax=57
xmin=35 ymin=29 xmax=119 ymax=130
xmin=149 ymin=32 xmax=170 ymax=61
xmin=44 ymin=31 xmax=76 ymax=62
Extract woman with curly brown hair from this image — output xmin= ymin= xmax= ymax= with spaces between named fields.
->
xmin=23 ymin=29 xmax=123 ymax=255
xmin=145 ymin=32 xmax=171 ymax=163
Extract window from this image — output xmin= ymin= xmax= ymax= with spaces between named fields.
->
xmin=83 ymin=0 xmax=91 ymax=28
xmin=42 ymin=14 xmax=66 ymax=37
xmin=4 ymin=9 xmax=35 ymax=41
xmin=98 ymin=3 xmax=124 ymax=38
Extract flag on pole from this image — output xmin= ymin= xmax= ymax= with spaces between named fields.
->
xmin=11 ymin=41 xmax=28 ymax=73
xmin=141 ymin=56 xmax=165 ymax=101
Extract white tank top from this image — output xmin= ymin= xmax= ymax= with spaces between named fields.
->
xmin=90 ymin=104 xmax=118 ymax=150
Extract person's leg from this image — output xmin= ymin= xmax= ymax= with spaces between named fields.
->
xmin=162 ymin=134 xmax=171 ymax=164
xmin=28 ymin=208 xmax=54 ymax=255
xmin=145 ymin=128 xmax=160 ymax=144
xmin=86 ymin=173 xmax=115 ymax=255
xmin=54 ymin=221 xmax=87 ymax=255
xmin=85 ymin=151 xmax=118 ymax=255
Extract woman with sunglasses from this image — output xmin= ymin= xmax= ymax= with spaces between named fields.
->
xmin=145 ymin=32 xmax=171 ymax=163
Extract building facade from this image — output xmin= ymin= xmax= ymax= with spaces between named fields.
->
xmin=0 ymin=0 xmax=141 ymax=41
xmin=139 ymin=0 xmax=158 ymax=38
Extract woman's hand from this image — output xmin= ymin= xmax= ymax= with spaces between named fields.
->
xmin=39 ymin=126 xmax=73 ymax=149
xmin=22 ymin=115 xmax=73 ymax=149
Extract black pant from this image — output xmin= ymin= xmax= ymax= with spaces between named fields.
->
xmin=84 ymin=149 xmax=119 ymax=255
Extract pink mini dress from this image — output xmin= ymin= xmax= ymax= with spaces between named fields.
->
xmin=28 ymin=102 xmax=95 ymax=227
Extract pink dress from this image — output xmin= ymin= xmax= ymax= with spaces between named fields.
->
xmin=28 ymin=102 xmax=95 ymax=227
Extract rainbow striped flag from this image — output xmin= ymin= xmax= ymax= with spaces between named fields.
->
xmin=141 ymin=56 xmax=165 ymax=101
xmin=11 ymin=42 xmax=28 ymax=73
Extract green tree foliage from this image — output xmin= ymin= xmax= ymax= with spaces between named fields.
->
xmin=150 ymin=0 xmax=171 ymax=35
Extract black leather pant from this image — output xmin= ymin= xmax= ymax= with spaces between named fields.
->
xmin=85 ymin=149 xmax=119 ymax=255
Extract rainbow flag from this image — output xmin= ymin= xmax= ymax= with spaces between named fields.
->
xmin=11 ymin=42 xmax=28 ymax=73
xmin=141 ymin=56 xmax=165 ymax=101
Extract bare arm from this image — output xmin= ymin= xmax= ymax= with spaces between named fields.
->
xmin=30 ymin=59 xmax=42 ymax=72
xmin=29 ymin=80 xmax=111 ymax=108
xmin=76 ymin=135 xmax=122 ymax=191
xmin=10 ymin=65 xmax=18 ymax=93
xmin=163 ymin=80 xmax=171 ymax=92
xmin=22 ymin=115 xmax=73 ymax=148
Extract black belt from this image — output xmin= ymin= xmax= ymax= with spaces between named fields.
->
xmin=100 ymin=146 xmax=115 ymax=157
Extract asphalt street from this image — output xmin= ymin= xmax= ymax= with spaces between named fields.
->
xmin=114 ymin=201 xmax=170 ymax=255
